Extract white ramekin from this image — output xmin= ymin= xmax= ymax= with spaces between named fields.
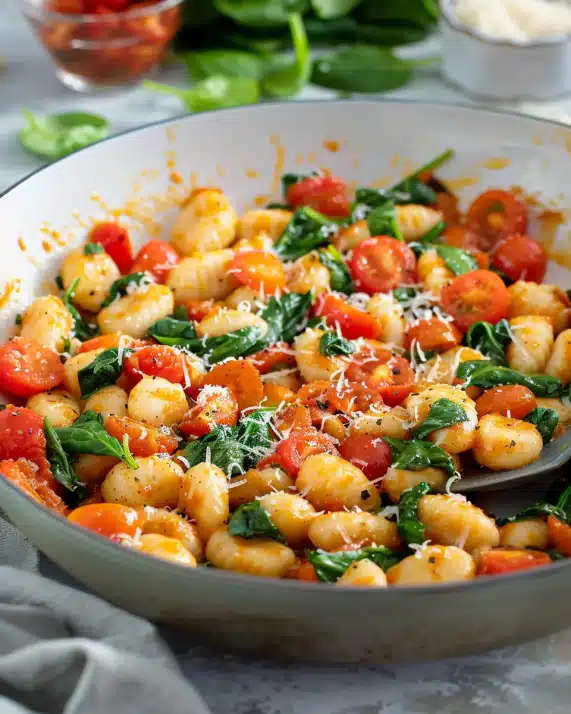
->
xmin=440 ymin=0 xmax=571 ymax=100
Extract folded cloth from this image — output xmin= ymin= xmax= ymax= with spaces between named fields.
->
xmin=0 ymin=514 xmax=211 ymax=714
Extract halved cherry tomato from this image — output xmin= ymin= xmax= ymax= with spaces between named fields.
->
xmin=314 ymin=294 xmax=380 ymax=340
xmin=228 ymin=251 xmax=287 ymax=293
xmin=105 ymin=415 xmax=178 ymax=457
xmin=89 ymin=221 xmax=133 ymax=274
xmin=0 ymin=338 xmax=64 ymax=398
xmin=547 ymin=515 xmax=571 ymax=556
xmin=406 ymin=317 xmax=462 ymax=353
xmin=475 ymin=385 xmax=536 ymax=420
xmin=179 ymin=385 xmax=239 ymax=437
xmin=293 ymin=560 xmax=320 ymax=582
xmin=246 ymin=342 xmax=296 ymax=375
xmin=202 ymin=360 xmax=264 ymax=411
xmin=492 ymin=234 xmax=547 ymax=283
xmin=287 ymin=175 xmax=351 ymax=218
xmin=131 ymin=240 xmax=180 ymax=283
xmin=368 ymin=356 xmax=416 ymax=407
xmin=274 ymin=403 xmax=312 ymax=433
xmin=466 ymin=189 xmax=527 ymax=250
xmin=77 ymin=333 xmax=149 ymax=355
xmin=183 ymin=300 xmax=215 ymax=322
xmin=338 ymin=434 xmax=392 ymax=481
xmin=124 ymin=345 xmax=187 ymax=387
xmin=297 ymin=380 xmax=376 ymax=425
xmin=441 ymin=270 xmax=511 ymax=332
xmin=68 ymin=503 xmax=142 ymax=539
xmin=345 ymin=340 xmax=392 ymax=383
xmin=478 ymin=548 xmax=551 ymax=576
xmin=276 ymin=426 xmax=337 ymax=477
xmin=0 ymin=407 xmax=52 ymax=481
xmin=297 ymin=380 xmax=335 ymax=425
xmin=262 ymin=384 xmax=296 ymax=407
xmin=0 ymin=459 xmax=67 ymax=514
xmin=350 ymin=236 xmax=417 ymax=295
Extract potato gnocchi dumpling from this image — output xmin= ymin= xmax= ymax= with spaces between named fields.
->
xmin=1 ymin=164 xmax=569 ymax=586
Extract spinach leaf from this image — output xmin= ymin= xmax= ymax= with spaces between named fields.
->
xmin=20 ymin=110 xmax=109 ymax=160
xmin=390 ymin=179 xmax=437 ymax=206
xmin=398 ymin=482 xmax=430 ymax=546
xmin=392 ymin=286 xmax=419 ymax=304
xmin=312 ymin=45 xmax=437 ymax=93
xmin=260 ymin=290 xmax=313 ymax=344
xmin=310 ymin=0 xmax=361 ymax=19
xmin=238 ymin=408 xmax=275 ymax=468
xmin=419 ymin=220 xmax=445 ymax=244
xmin=55 ymin=411 xmax=138 ymax=469
xmin=456 ymin=361 xmax=563 ymax=397
xmin=101 ymin=272 xmax=152 ymax=308
xmin=282 ymin=172 xmax=309 ymax=196
xmin=275 ymin=206 xmax=337 ymax=261
xmin=78 ymin=348 xmax=133 ymax=400
xmin=228 ymin=500 xmax=285 ymax=543
xmin=307 ymin=546 xmax=402 ymax=583
xmin=318 ymin=246 xmax=354 ymax=293
xmin=266 ymin=201 xmax=293 ymax=210
xmin=464 ymin=319 xmax=512 ymax=365
xmin=44 ymin=418 xmax=88 ymax=501
xmin=435 ymin=245 xmax=478 ymax=275
xmin=385 ymin=436 xmax=457 ymax=477
xmin=62 ymin=278 xmax=97 ymax=342
xmin=262 ymin=13 xmax=311 ymax=97
xmin=148 ymin=318 xmax=202 ymax=348
xmin=84 ymin=243 xmax=104 ymax=256
xmin=497 ymin=483 xmax=571 ymax=526
xmin=366 ymin=198 xmax=403 ymax=240
xmin=391 ymin=149 xmax=454 ymax=190
xmin=413 ymin=398 xmax=468 ymax=440
xmin=524 ymin=407 xmax=559 ymax=444
xmin=319 ymin=331 xmax=354 ymax=356
xmin=213 ymin=0 xmax=309 ymax=28
xmin=184 ymin=49 xmax=265 ymax=80
xmin=144 ymin=76 xmax=260 ymax=112
xmin=173 ymin=305 xmax=190 ymax=321
xmin=203 ymin=327 xmax=267 ymax=364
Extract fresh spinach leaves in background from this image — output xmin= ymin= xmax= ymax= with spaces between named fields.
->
xmin=44 ymin=418 xmax=89 ymax=502
xmin=78 ymin=347 xmax=133 ymax=400
xmin=184 ymin=49 xmax=266 ymax=79
xmin=319 ymin=330 xmax=354 ymax=356
xmin=262 ymin=12 xmax=312 ymax=97
xmin=19 ymin=110 xmax=109 ymax=161
xmin=144 ymin=76 xmax=260 ymax=112
xmin=413 ymin=398 xmax=468 ymax=440
xmin=308 ymin=545 xmax=401 ymax=582
xmin=384 ymin=436 xmax=457 ymax=477
xmin=397 ymin=481 xmax=430 ymax=546
xmin=464 ymin=319 xmax=512 ymax=365
xmin=456 ymin=361 xmax=563 ymax=398
xmin=524 ymin=407 xmax=559 ymax=444
xmin=228 ymin=500 xmax=286 ymax=543
xmin=318 ymin=246 xmax=354 ymax=293
xmin=62 ymin=278 xmax=98 ymax=342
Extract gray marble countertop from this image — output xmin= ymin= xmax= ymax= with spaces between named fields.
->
xmin=4 ymin=2 xmax=571 ymax=712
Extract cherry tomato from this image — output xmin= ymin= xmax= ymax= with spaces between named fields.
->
xmin=274 ymin=404 xmax=312 ymax=433
xmin=203 ymin=360 xmax=264 ymax=411
xmin=547 ymin=515 xmax=571 ymax=556
xmin=124 ymin=345 xmax=187 ymax=387
xmin=183 ymin=300 xmax=215 ymax=322
xmin=287 ymin=175 xmax=350 ymax=218
xmin=131 ymin=240 xmax=180 ymax=283
xmin=368 ymin=356 xmax=416 ymax=407
xmin=262 ymin=384 xmax=296 ymax=407
xmin=467 ymin=189 xmax=527 ymax=250
xmin=350 ymin=236 xmax=417 ymax=295
xmin=434 ymin=191 xmax=461 ymax=225
xmin=0 ymin=459 xmax=44 ymax=506
xmin=68 ymin=503 xmax=142 ymax=539
xmin=89 ymin=221 xmax=133 ymax=274
xmin=406 ymin=317 xmax=462 ymax=353
xmin=276 ymin=427 xmax=337 ymax=477
xmin=294 ymin=561 xmax=319 ymax=582
xmin=229 ymin=251 xmax=287 ymax=293
xmin=247 ymin=342 xmax=296 ymax=375
xmin=475 ymin=385 xmax=536 ymax=420
xmin=0 ymin=407 xmax=51 ymax=477
xmin=441 ymin=270 xmax=511 ymax=332
xmin=492 ymin=234 xmax=547 ymax=283
xmin=442 ymin=225 xmax=480 ymax=250
xmin=179 ymin=386 xmax=239 ymax=437
xmin=0 ymin=338 xmax=63 ymax=398
xmin=478 ymin=548 xmax=551 ymax=576
xmin=345 ymin=340 xmax=392 ymax=383
xmin=0 ymin=459 xmax=67 ymax=514
xmin=338 ymin=434 xmax=392 ymax=481
xmin=105 ymin=415 xmax=178 ymax=457
xmin=314 ymin=294 xmax=380 ymax=340
xmin=77 ymin=333 xmax=149 ymax=355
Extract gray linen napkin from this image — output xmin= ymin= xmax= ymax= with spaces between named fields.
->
xmin=0 ymin=514 xmax=212 ymax=714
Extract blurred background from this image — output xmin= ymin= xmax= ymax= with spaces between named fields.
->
xmin=3 ymin=0 xmax=571 ymax=191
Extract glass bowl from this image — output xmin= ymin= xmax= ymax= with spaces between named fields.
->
xmin=22 ymin=0 xmax=183 ymax=93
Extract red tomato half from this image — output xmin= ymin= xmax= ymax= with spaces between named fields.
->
xmin=179 ymin=386 xmax=239 ymax=437
xmin=492 ymin=234 xmax=547 ymax=283
xmin=475 ymin=385 xmax=536 ymax=420
xmin=229 ymin=250 xmax=287 ymax=293
xmin=338 ymin=434 xmax=392 ymax=481
xmin=0 ymin=338 xmax=64 ymax=398
xmin=89 ymin=221 xmax=133 ymax=274
xmin=287 ymin=175 xmax=350 ymax=218
xmin=478 ymin=549 xmax=551 ymax=576
xmin=350 ymin=236 xmax=417 ymax=295
xmin=131 ymin=240 xmax=179 ymax=283
xmin=547 ymin=515 xmax=571 ymax=556
xmin=406 ymin=317 xmax=462 ymax=353
xmin=441 ymin=270 xmax=511 ymax=332
xmin=314 ymin=294 xmax=380 ymax=340
xmin=466 ymin=189 xmax=527 ymax=250
xmin=105 ymin=415 xmax=178 ymax=457
xmin=124 ymin=345 xmax=186 ymax=387
xmin=0 ymin=459 xmax=67 ymax=514
xmin=276 ymin=427 xmax=337 ymax=477
xmin=368 ymin=356 xmax=416 ymax=407
xmin=68 ymin=503 xmax=142 ymax=539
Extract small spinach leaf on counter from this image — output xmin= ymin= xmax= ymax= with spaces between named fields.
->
xmin=274 ymin=206 xmax=337 ymax=261
xmin=310 ymin=0 xmax=361 ymax=19
xmin=413 ymin=398 xmax=468 ymax=440
xmin=318 ymin=246 xmax=354 ymax=293
xmin=385 ymin=437 xmax=457 ymax=477
xmin=78 ymin=347 xmax=133 ymax=400
xmin=101 ymin=272 xmax=152 ymax=308
xmin=435 ymin=245 xmax=478 ymax=275
xmin=262 ymin=12 xmax=312 ymax=98
xmin=319 ymin=331 xmax=354 ymax=357
xmin=55 ymin=411 xmax=138 ymax=469
xmin=464 ymin=319 xmax=512 ymax=365
xmin=62 ymin=278 xmax=97 ymax=342
xmin=44 ymin=418 xmax=88 ymax=501
xmin=524 ymin=407 xmax=559 ymax=444
xmin=84 ymin=243 xmax=104 ymax=256
xmin=308 ymin=546 xmax=401 ymax=582
xmin=456 ymin=361 xmax=563 ymax=397
xmin=144 ymin=76 xmax=260 ymax=112
xmin=213 ymin=0 xmax=309 ymax=27
xmin=20 ymin=110 xmax=109 ymax=160
xmin=184 ymin=49 xmax=266 ymax=80
xmin=397 ymin=481 xmax=430 ymax=546
xmin=228 ymin=500 xmax=285 ymax=543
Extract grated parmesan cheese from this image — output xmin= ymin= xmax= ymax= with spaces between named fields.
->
xmin=453 ymin=0 xmax=571 ymax=42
